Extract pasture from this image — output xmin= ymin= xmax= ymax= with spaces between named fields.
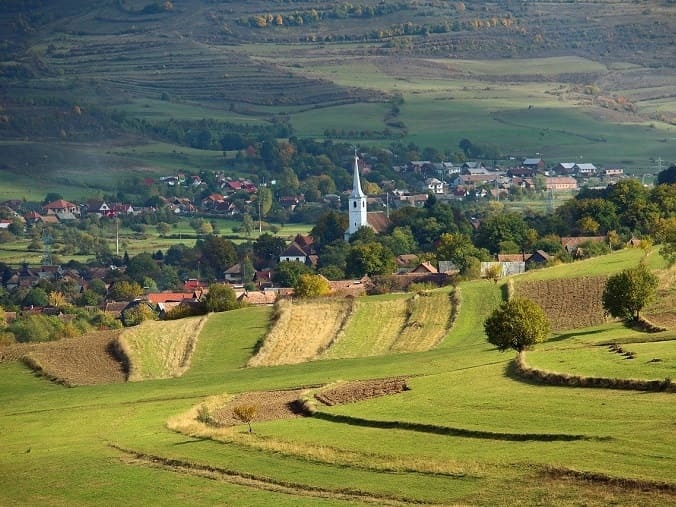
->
xmin=0 ymin=251 xmax=675 ymax=505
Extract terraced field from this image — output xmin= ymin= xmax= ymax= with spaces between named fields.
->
xmin=1 ymin=251 xmax=675 ymax=506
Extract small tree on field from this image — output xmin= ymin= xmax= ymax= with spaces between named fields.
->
xmin=602 ymin=263 xmax=658 ymax=322
xmin=484 ymin=264 xmax=502 ymax=284
xmin=232 ymin=404 xmax=258 ymax=433
xmin=484 ymin=297 xmax=550 ymax=352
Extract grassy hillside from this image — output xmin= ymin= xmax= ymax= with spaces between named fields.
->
xmin=1 ymin=252 xmax=675 ymax=504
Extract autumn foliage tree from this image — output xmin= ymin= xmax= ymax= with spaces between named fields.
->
xmin=294 ymin=274 xmax=331 ymax=298
xmin=484 ymin=298 xmax=550 ymax=352
xmin=233 ymin=404 xmax=258 ymax=433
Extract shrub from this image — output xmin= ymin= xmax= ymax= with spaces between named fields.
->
xmin=196 ymin=404 xmax=214 ymax=425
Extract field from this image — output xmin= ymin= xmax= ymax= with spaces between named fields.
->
xmin=1 ymin=249 xmax=674 ymax=505
xmin=119 ymin=315 xmax=208 ymax=381
xmin=0 ymin=218 xmax=314 ymax=266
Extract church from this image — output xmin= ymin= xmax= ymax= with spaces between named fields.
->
xmin=344 ymin=152 xmax=390 ymax=241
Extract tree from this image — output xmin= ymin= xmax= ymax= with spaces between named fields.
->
xmin=274 ymin=261 xmax=313 ymax=287
xmin=156 ymin=222 xmax=171 ymax=237
xmin=294 ymin=274 xmax=331 ymax=298
xmin=656 ymin=164 xmax=676 ymax=185
xmin=204 ymin=283 xmax=240 ymax=313
xmin=108 ymin=281 xmax=143 ymax=301
xmin=126 ymin=252 xmax=161 ymax=284
xmin=48 ymin=291 xmax=69 ymax=309
xmin=484 ymin=264 xmax=502 ymax=284
xmin=257 ymin=187 xmax=273 ymax=217
xmin=484 ymin=298 xmax=550 ymax=352
xmin=121 ymin=303 xmax=158 ymax=327
xmin=88 ymin=278 xmax=108 ymax=296
xmin=345 ymin=242 xmax=395 ymax=277
xmin=23 ymin=287 xmax=49 ymax=307
xmin=253 ymin=233 xmax=286 ymax=266
xmin=311 ymin=211 xmax=347 ymax=246
xmin=42 ymin=192 xmax=63 ymax=205
xmin=196 ymin=235 xmax=238 ymax=280
xmin=436 ymin=232 xmax=490 ymax=275
xmin=475 ymin=212 xmax=529 ymax=254
xmin=241 ymin=213 xmax=255 ymax=237
xmin=232 ymin=404 xmax=258 ymax=433
xmin=602 ymin=263 xmax=658 ymax=321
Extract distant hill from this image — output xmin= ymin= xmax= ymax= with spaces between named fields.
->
xmin=0 ymin=0 xmax=674 ymax=183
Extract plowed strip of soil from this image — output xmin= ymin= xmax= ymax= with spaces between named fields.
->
xmin=20 ymin=330 xmax=126 ymax=386
xmin=210 ymin=378 xmax=409 ymax=426
xmin=211 ymin=389 xmax=307 ymax=426
xmin=315 ymin=378 xmax=409 ymax=406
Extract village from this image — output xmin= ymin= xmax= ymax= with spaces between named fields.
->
xmin=0 ymin=154 xmax=638 ymax=334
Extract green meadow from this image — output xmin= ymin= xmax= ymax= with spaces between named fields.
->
xmin=1 ymin=249 xmax=674 ymax=505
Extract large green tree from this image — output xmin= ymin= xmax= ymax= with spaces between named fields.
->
xmin=253 ymin=233 xmax=286 ymax=267
xmin=126 ymin=252 xmax=161 ymax=284
xmin=484 ymin=298 xmax=550 ymax=352
xmin=345 ymin=242 xmax=395 ymax=277
xmin=475 ymin=212 xmax=529 ymax=254
xmin=204 ymin=283 xmax=240 ymax=313
xmin=311 ymin=210 xmax=347 ymax=246
xmin=602 ymin=263 xmax=658 ymax=321
xmin=274 ymin=261 xmax=313 ymax=287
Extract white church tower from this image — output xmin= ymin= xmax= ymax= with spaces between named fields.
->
xmin=345 ymin=150 xmax=368 ymax=241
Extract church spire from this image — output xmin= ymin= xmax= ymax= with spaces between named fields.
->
xmin=350 ymin=149 xmax=365 ymax=199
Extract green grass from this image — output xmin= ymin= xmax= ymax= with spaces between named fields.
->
xmin=517 ymin=247 xmax=664 ymax=282
xmin=528 ymin=323 xmax=676 ymax=381
xmin=1 ymin=253 xmax=675 ymax=505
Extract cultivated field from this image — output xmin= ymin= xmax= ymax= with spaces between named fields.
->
xmin=1 ymin=250 xmax=675 ymax=505
xmin=3 ymin=329 xmax=125 ymax=386
xmin=247 ymin=298 xmax=354 ymax=367
xmin=118 ymin=315 xmax=208 ymax=381
xmin=514 ymin=276 xmax=608 ymax=331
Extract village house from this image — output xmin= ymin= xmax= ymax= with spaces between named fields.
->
xmin=42 ymin=199 xmax=80 ymax=217
xmin=279 ymin=242 xmax=309 ymax=263
xmin=522 ymin=158 xmax=545 ymax=171
xmin=552 ymin=162 xmax=577 ymax=175
xmin=560 ymin=236 xmax=607 ymax=256
xmin=424 ymin=178 xmax=445 ymax=194
xmin=545 ymin=177 xmax=578 ymax=191
xmin=575 ymin=163 xmax=597 ymax=175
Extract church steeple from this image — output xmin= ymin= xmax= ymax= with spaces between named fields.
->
xmin=345 ymin=150 xmax=368 ymax=241
xmin=350 ymin=152 xmax=365 ymax=199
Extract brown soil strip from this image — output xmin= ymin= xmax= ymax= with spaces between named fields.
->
xmin=210 ymin=389 xmax=307 ymax=426
xmin=16 ymin=330 xmax=126 ymax=386
xmin=315 ymin=377 xmax=409 ymax=406
xmin=112 ymin=445 xmax=444 ymax=506
xmin=0 ymin=342 xmax=40 ymax=363
xmin=208 ymin=377 xmax=410 ymax=427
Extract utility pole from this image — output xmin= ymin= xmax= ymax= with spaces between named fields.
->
xmin=116 ymin=217 xmax=120 ymax=256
